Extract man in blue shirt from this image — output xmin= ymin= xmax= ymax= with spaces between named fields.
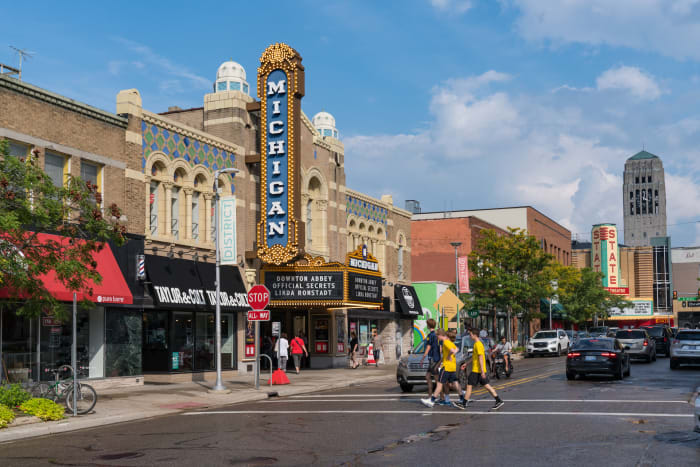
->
xmin=419 ymin=319 xmax=441 ymax=397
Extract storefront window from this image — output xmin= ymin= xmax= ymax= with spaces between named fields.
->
xmin=221 ymin=313 xmax=235 ymax=369
xmin=105 ymin=310 xmax=142 ymax=377
xmin=143 ymin=311 xmax=168 ymax=372
xmin=171 ymin=312 xmax=193 ymax=371
xmin=1 ymin=308 xmax=36 ymax=383
xmin=195 ymin=313 xmax=215 ymax=370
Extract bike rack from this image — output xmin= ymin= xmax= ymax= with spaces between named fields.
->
xmin=258 ymin=354 xmax=273 ymax=387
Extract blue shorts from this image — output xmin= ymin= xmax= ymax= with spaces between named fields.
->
xmin=438 ymin=369 xmax=457 ymax=384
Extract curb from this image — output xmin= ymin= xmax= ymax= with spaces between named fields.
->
xmin=0 ymin=373 xmax=393 ymax=444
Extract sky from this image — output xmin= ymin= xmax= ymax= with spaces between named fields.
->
xmin=2 ymin=0 xmax=700 ymax=246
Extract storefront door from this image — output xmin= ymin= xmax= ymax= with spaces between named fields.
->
xmin=171 ymin=312 xmax=193 ymax=371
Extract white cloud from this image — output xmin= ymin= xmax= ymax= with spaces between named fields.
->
xmin=596 ymin=66 xmax=662 ymax=100
xmin=511 ymin=0 xmax=700 ymax=61
xmin=430 ymin=0 xmax=473 ymax=14
xmin=113 ymin=37 xmax=210 ymax=90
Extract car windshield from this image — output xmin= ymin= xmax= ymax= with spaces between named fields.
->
xmin=534 ymin=331 xmax=557 ymax=339
xmin=616 ymin=330 xmax=646 ymax=339
xmin=589 ymin=327 xmax=607 ymax=334
xmin=642 ymin=327 xmax=664 ymax=337
xmin=676 ymin=331 xmax=700 ymax=341
xmin=574 ymin=339 xmax=614 ymax=350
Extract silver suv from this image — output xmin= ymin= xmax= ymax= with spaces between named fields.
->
xmin=670 ymin=329 xmax=700 ymax=369
xmin=615 ymin=329 xmax=656 ymax=362
xmin=396 ymin=334 xmax=474 ymax=392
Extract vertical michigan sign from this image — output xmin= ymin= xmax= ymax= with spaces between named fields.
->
xmin=219 ymin=195 xmax=237 ymax=265
xmin=592 ymin=224 xmax=619 ymax=287
xmin=257 ymin=43 xmax=305 ymax=265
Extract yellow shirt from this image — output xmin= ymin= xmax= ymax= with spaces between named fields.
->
xmin=442 ymin=339 xmax=457 ymax=372
xmin=472 ymin=339 xmax=486 ymax=373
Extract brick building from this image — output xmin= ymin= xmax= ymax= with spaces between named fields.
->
xmin=1 ymin=45 xmax=417 ymax=385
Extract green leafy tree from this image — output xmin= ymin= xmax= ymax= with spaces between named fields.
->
xmin=468 ymin=228 xmax=555 ymax=334
xmin=554 ymin=265 xmax=632 ymax=325
xmin=0 ymin=140 xmax=126 ymax=320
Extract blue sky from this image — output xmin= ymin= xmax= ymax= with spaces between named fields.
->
xmin=3 ymin=0 xmax=700 ymax=245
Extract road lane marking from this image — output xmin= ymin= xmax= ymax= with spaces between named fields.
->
xmin=269 ymin=399 xmax=689 ymax=404
xmin=184 ymin=410 xmax=693 ymax=418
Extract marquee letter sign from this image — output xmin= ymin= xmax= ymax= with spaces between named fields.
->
xmin=592 ymin=223 xmax=620 ymax=288
xmin=257 ymin=43 xmax=305 ymax=265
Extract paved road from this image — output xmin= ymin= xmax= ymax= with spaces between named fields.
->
xmin=1 ymin=356 xmax=698 ymax=466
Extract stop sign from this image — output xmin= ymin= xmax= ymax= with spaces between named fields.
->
xmin=248 ymin=285 xmax=270 ymax=311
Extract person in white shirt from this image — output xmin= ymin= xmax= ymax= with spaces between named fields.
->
xmin=493 ymin=336 xmax=513 ymax=372
xmin=277 ymin=333 xmax=289 ymax=372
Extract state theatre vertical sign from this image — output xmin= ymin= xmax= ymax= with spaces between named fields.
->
xmin=592 ymin=224 xmax=620 ymax=287
xmin=257 ymin=43 xmax=305 ymax=265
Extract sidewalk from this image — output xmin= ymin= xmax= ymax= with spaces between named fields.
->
xmin=0 ymin=365 xmax=395 ymax=443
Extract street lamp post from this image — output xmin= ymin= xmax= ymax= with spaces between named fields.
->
xmin=450 ymin=242 xmax=462 ymax=331
xmin=210 ymin=167 xmax=239 ymax=393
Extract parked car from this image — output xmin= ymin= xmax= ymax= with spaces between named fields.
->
xmin=588 ymin=326 xmax=609 ymax=337
xmin=669 ymin=329 xmax=700 ymax=369
xmin=566 ymin=337 xmax=631 ymax=380
xmin=615 ymin=329 xmax=656 ymax=362
xmin=526 ymin=330 xmax=570 ymax=357
xmin=396 ymin=334 xmax=474 ymax=392
xmin=640 ymin=325 xmax=673 ymax=356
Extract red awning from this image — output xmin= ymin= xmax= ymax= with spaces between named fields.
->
xmin=0 ymin=232 xmax=133 ymax=305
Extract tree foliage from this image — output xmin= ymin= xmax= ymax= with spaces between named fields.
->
xmin=553 ymin=264 xmax=633 ymax=324
xmin=468 ymin=228 xmax=555 ymax=323
xmin=0 ymin=140 xmax=126 ymax=319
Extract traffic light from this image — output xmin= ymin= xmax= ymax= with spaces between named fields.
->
xmin=672 ymin=290 xmax=678 ymax=300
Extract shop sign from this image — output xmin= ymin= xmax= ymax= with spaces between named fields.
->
xmin=681 ymin=301 xmax=700 ymax=308
xmin=219 ymin=195 xmax=237 ymax=265
xmin=605 ymin=287 xmax=629 ymax=295
xmin=152 ymin=286 xmax=247 ymax=308
xmin=42 ymin=317 xmax=61 ymax=327
xmin=315 ymin=342 xmax=329 ymax=353
xmin=172 ymin=352 xmax=180 ymax=370
xmin=265 ymin=271 xmax=343 ymax=301
xmin=609 ymin=299 xmax=653 ymax=317
xmin=467 ymin=309 xmax=479 ymax=318
xmin=257 ymin=43 xmax=305 ymax=265
xmin=245 ymin=345 xmax=256 ymax=358
xmin=348 ymin=272 xmax=381 ymax=303
xmin=592 ymin=224 xmax=620 ymax=287
xmin=346 ymin=245 xmax=380 ymax=273
xmin=458 ymin=256 xmax=470 ymax=294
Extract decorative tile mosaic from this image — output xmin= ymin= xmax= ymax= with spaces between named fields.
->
xmin=141 ymin=121 xmax=236 ymax=193
xmin=346 ymin=195 xmax=388 ymax=227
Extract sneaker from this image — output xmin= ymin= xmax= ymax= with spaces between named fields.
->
xmin=421 ymin=398 xmax=435 ymax=408
xmin=491 ymin=400 xmax=505 ymax=410
xmin=452 ymin=401 xmax=466 ymax=410
xmin=437 ymin=400 xmax=451 ymax=406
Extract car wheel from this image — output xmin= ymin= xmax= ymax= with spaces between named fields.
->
xmin=670 ymin=359 xmax=679 ymax=370
xmin=400 ymin=383 xmax=413 ymax=393
xmin=566 ymin=371 xmax=576 ymax=380
xmin=557 ymin=345 xmax=562 ymax=356
xmin=615 ymin=364 xmax=624 ymax=380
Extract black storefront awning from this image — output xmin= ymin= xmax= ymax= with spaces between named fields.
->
xmin=145 ymin=255 xmax=248 ymax=311
xmin=394 ymin=284 xmax=422 ymax=317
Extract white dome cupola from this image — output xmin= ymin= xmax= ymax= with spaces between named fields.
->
xmin=312 ymin=111 xmax=338 ymax=139
xmin=214 ymin=60 xmax=249 ymax=95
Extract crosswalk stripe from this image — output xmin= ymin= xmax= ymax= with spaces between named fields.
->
xmin=184 ymin=410 xmax=693 ymax=418
xmin=268 ymin=398 xmax=688 ymax=403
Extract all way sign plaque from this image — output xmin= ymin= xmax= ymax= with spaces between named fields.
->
xmin=247 ymin=310 xmax=270 ymax=321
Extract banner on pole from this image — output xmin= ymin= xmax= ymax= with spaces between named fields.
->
xmin=458 ymin=256 xmax=470 ymax=294
xmin=219 ymin=195 xmax=237 ymax=265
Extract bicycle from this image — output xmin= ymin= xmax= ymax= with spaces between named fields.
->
xmin=30 ymin=365 xmax=97 ymax=415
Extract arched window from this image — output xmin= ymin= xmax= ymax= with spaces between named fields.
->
xmin=149 ymin=160 xmax=168 ymax=237
xmin=171 ymin=168 xmax=187 ymax=240
xmin=192 ymin=173 xmax=208 ymax=242
xmin=397 ymin=232 xmax=406 ymax=280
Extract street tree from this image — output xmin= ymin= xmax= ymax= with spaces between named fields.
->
xmin=0 ymin=140 xmax=127 ymax=320
xmin=468 ymin=228 xmax=555 ymax=336
xmin=554 ymin=265 xmax=632 ymax=325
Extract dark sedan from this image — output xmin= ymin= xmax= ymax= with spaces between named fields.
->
xmin=640 ymin=325 xmax=673 ymax=356
xmin=566 ymin=338 xmax=631 ymax=380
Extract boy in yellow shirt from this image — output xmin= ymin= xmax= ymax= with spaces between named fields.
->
xmin=458 ymin=327 xmax=504 ymax=410
xmin=420 ymin=329 xmax=464 ymax=409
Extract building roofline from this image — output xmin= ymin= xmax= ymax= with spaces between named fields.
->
xmin=159 ymin=106 xmax=204 ymax=115
xmin=412 ymin=205 xmax=570 ymax=233
xmin=0 ymin=75 xmax=128 ymax=128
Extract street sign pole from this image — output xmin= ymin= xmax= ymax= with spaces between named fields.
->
xmin=255 ymin=321 xmax=260 ymax=390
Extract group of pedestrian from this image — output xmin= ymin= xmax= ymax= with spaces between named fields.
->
xmin=275 ymin=332 xmax=308 ymax=374
xmin=419 ymin=318 xmax=504 ymax=411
